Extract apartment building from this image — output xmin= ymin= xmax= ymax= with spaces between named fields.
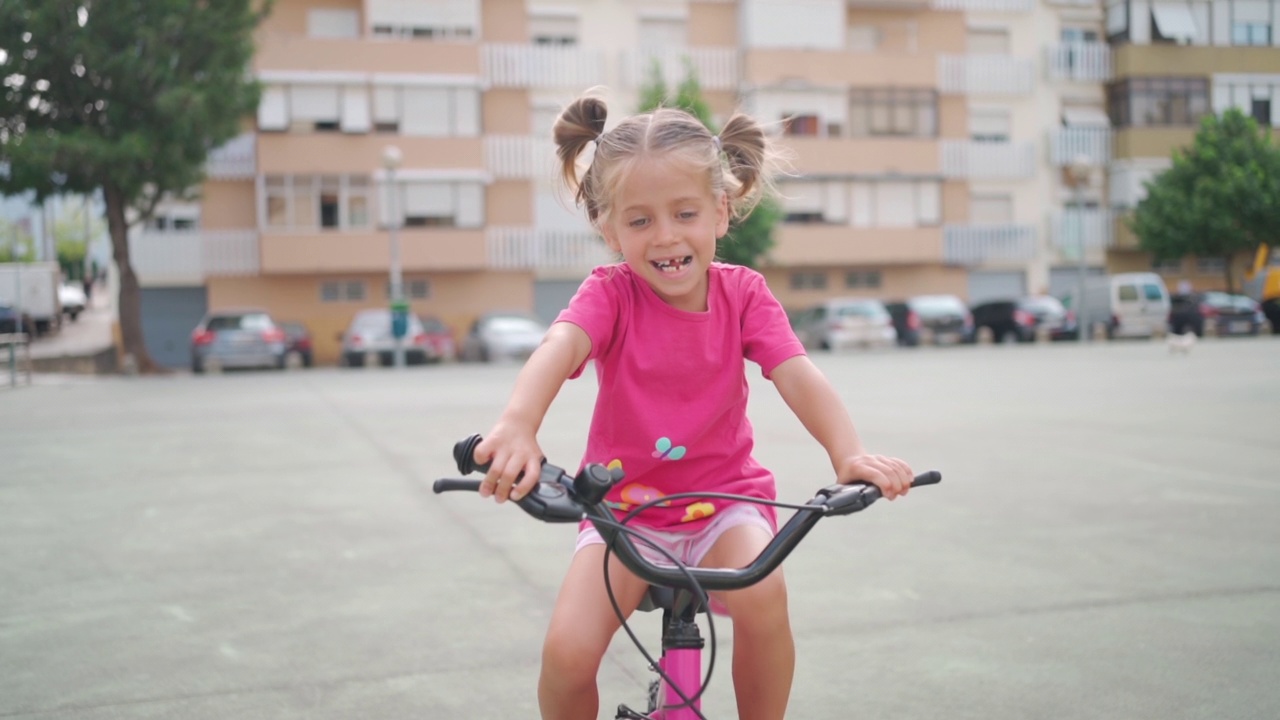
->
xmin=1103 ymin=0 xmax=1280 ymax=288
xmin=136 ymin=0 xmax=1261 ymax=366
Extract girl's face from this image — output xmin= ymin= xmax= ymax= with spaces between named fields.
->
xmin=600 ymin=154 xmax=729 ymax=312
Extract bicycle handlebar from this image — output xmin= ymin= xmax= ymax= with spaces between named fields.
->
xmin=433 ymin=434 xmax=941 ymax=592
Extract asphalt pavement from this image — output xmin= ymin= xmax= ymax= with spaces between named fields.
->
xmin=1 ymin=336 xmax=1277 ymax=719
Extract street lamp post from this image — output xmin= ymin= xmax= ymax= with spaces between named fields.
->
xmin=1068 ymin=155 xmax=1093 ymax=343
xmin=383 ymin=145 xmax=406 ymax=369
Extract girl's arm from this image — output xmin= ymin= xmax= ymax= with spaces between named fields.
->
xmin=769 ymin=355 xmax=913 ymax=500
xmin=474 ymin=321 xmax=592 ymax=503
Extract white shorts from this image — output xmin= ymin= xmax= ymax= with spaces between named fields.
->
xmin=575 ymin=502 xmax=774 ymax=613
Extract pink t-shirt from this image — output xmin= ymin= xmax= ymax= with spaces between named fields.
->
xmin=555 ymin=262 xmax=806 ymax=531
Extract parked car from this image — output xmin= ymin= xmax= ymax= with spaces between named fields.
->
xmin=1109 ymin=272 xmax=1170 ymax=338
xmin=459 ymin=312 xmax=548 ymax=362
xmin=790 ymin=298 xmax=897 ymax=351
xmin=278 ymin=321 xmax=314 ymax=368
xmin=1168 ymin=291 xmax=1263 ymax=337
xmin=340 ymin=308 xmax=435 ymax=367
xmin=887 ymin=295 xmax=974 ymax=346
xmin=58 ymin=283 xmax=87 ymax=321
xmin=0 ymin=304 xmax=34 ymax=335
xmin=418 ymin=314 xmax=457 ymax=362
xmin=970 ymin=296 xmax=1078 ymax=343
xmin=190 ymin=309 xmax=288 ymax=373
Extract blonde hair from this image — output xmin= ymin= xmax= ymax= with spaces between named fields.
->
xmin=552 ymin=95 xmax=786 ymax=228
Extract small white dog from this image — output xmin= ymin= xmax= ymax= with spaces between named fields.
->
xmin=1167 ymin=331 xmax=1198 ymax=355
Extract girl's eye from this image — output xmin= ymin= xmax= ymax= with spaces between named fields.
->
xmin=679 ymin=211 xmax=698 ymax=220
xmin=628 ymin=217 xmax=649 ymax=228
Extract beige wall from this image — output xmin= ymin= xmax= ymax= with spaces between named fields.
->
xmin=260 ymin=229 xmax=488 ymax=274
xmin=938 ymin=96 xmax=967 ymax=139
xmin=254 ymin=35 xmax=481 ymax=75
xmin=770 ymin=226 xmax=944 ymax=266
xmin=942 ymin=180 xmax=968 ymax=222
xmin=483 ymin=90 xmax=531 ymax=134
xmin=482 ymin=0 xmax=527 ymax=42
xmin=762 ymin=264 xmax=969 ymax=311
xmin=690 ymin=2 xmax=737 ymax=45
xmin=785 ymin=137 xmax=939 ymax=175
xmin=486 ymin=181 xmax=533 ymax=225
xmin=208 ymin=269 xmax=536 ymax=364
xmin=1114 ymin=45 xmax=1280 ymax=76
xmin=746 ymin=50 xmax=936 ymax=88
xmin=258 ymin=135 xmax=483 ymax=174
xmin=199 ymin=181 xmax=257 ymax=229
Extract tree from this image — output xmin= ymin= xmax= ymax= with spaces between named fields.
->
xmin=0 ymin=1 xmax=272 ymax=372
xmin=1128 ymin=108 xmax=1280 ymax=292
xmin=53 ymin=198 xmax=104 ymax=280
xmin=0 ymin=216 xmax=36 ymax=262
xmin=636 ymin=59 xmax=780 ymax=269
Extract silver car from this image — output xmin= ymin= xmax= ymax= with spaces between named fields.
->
xmin=191 ymin=310 xmax=287 ymax=373
xmin=790 ymin=298 xmax=897 ymax=351
xmin=459 ymin=312 xmax=548 ymax=362
xmin=340 ymin=308 xmax=434 ymax=367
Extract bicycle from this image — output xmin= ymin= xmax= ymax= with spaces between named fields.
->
xmin=434 ymin=434 xmax=941 ymax=720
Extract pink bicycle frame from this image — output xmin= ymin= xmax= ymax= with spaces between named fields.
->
xmin=655 ymin=647 xmax=703 ymax=719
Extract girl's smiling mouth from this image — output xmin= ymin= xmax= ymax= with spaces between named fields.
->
xmin=652 ymin=256 xmax=693 ymax=273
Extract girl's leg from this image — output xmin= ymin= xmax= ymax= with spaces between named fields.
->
xmin=539 ymin=543 xmax=651 ymax=720
xmin=701 ymin=525 xmax=795 ymax=720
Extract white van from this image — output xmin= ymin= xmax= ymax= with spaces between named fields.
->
xmin=1109 ymin=272 xmax=1171 ymax=338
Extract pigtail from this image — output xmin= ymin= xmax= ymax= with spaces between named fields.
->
xmin=718 ymin=113 xmax=786 ymax=220
xmin=553 ymin=97 xmax=609 ymax=220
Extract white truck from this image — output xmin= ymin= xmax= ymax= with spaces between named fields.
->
xmin=0 ymin=262 xmax=63 ymax=335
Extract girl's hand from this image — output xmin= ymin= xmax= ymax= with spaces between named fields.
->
xmin=473 ymin=424 xmax=544 ymax=504
xmin=836 ymin=453 xmax=914 ymax=500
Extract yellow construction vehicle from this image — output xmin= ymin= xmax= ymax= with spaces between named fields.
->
xmin=1243 ymin=244 xmax=1280 ymax=333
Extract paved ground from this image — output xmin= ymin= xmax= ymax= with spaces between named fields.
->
xmin=1 ymin=336 xmax=1278 ymax=719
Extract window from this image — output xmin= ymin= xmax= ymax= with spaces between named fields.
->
xmin=1231 ymin=0 xmax=1272 ymax=45
xmin=1108 ymin=77 xmax=1209 ymax=128
xmin=850 ymin=180 xmax=941 ymax=227
xmin=386 ymin=278 xmax=432 ymax=299
xmin=384 ymin=181 xmax=485 ymax=229
xmin=1196 ymin=257 xmax=1226 ymax=274
xmin=968 ymin=28 xmax=1010 ymax=54
xmin=264 ymin=175 xmax=375 ymax=231
xmin=307 ymin=9 xmax=359 ymax=39
xmin=970 ymin=108 xmax=1011 ymax=142
xmin=639 ymin=16 xmax=686 ymax=48
xmin=1232 ymin=23 xmax=1271 ymax=45
xmin=1061 ymin=28 xmax=1100 ymax=43
xmin=1152 ymin=258 xmax=1183 ymax=273
xmin=1143 ymin=283 xmax=1165 ymax=301
xmin=1251 ymin=98 xmax=1272 ymax=126
xmin=790 ymin=272 xmax=828 ymax=290
xmin=373 ymin=85 xmax=480 ymax=137
xmin=845 ymin=270 xmax=882 ymax=289
xmin=970 ymin=194 xmax=1014 ymax=224
xmin=320 ymin=280 xmax=367 ymax=303
xmin=783 ymin=114 xmax=821 ymax=137
xmin=1150 ymin=2 xmax=1198 ymax=43
xmin=848 ymin=89 xmax=937 ymax=137
xmin=530 ymin=14 xmax=578 ymax=45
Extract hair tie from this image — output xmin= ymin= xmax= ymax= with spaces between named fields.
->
xmin=712 ymin=135 xmax=722 ymax=153
xmin=595 ymin=132 xmax=605 ymax=145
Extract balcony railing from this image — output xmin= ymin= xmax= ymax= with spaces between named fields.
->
xmin=130 ymin=230 xmax=260 ymax=287
xmin=485 ymin=136 xmax=557 ymax=180
xmin=486 ymin=227 xmax=613 ymax=271
xmin=1051 ymin=208 xmax=1115 ymax=256
xmin=1045 ymin=43 xmax=1112 ymax=82
xmin=619 ymin=47 xmax=740 ymax=91
xmin=942 ymin=140 xmax=1036 ymax=180
xmin=483 ymin=44 xmax=608 ymax=89
xmin=1051 ymin=127 xmax=1112 ymax=166
xmin=938 ymin=55 xmax=1034 ymax=95
xmin=943 ymin=224 xmax=1038 ymax=265
xmin=206 ymin=134 xmax=256 ymax=180
xmin=931 ymin=0 xmax=1033 ymax=11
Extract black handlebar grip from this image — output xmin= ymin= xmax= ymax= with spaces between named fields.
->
xmin=573 ymin=463 xmax=616 ymax=506
xmin=433 ymin=478 xmax=483 ymax=493
xmin=453 ymin=435 xmax=490 ymax=475
xmin=911 ymin=471 xmax=942 ymax=487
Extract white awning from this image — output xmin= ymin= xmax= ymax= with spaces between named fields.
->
xmin=1062 ymin=106 xmax=1111 ymax=127
xmin=1151 ymin=2 xmax=1198 ymax=43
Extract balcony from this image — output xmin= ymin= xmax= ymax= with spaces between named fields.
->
xmin=483 ymin=44 xmax=608 ymax=89
xmin=257 ymin=134 xmax=484 ymax=175
xmin=943 ymin=224 xmax=1038 ymax=265
xmin=620 ymin=47 xmax=739 ymax=92
xmin=769 ymin=225 xmax=944 ymax=266
xmin=930 ymin=0 xmax=1034 ymax=10
xmin=784 ymin=137 xmax=940 ymax=176
xmin=259 ymin=229 xmax=486 ymax=274
xmin=206 ymin=134 xmax=256 ymax=180
xmin=938 ymin=55 xmax=1034 ymax=95
xmin=941 ymin=140 xmax=1035 ymax=180
xmin=254 ymin=33 xmax=481 ymax=75
xmin=1113 ymin=44 xmax=1280 ymax=77
xmin=486 ymin=227 xmax=612 ymax=271
xmin=745 ymin=51 xmax=935 ymax=88
xmin=1045 ymin=44 xmax=1112 ymax=82
xmin=485 ymin=136 xmax=556 ymax=180
xmin=1051 ymin=127 xmax=1111 ymax=166
xmin=1051 ymin=208 xmax=1114 ymax=257
xmin=130 ymin=230 xmax=260 ymax=287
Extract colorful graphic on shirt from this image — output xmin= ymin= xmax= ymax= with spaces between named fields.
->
xmin=607 ymin=458 xmax=623 ymax=473
xmin=651 ymin=437 xmax=687 ymax=461
xmin=681 ymin=502 xmax=716 ymax=523
xmin=620 ymin=483 xmax=667 ymax=507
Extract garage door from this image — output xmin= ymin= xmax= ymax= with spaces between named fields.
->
xmin=967 ymin=270 xmax=1026 ymax=304
xmin=141 ymin=287 xmax=208 ymax=368
xmin=533 ymin=279 xmax=584 ymax=325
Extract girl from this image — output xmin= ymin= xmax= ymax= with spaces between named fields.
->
xmin=473 ymin=94 xmax=916 ymax=720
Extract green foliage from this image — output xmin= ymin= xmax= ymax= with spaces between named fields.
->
xmin=635 ymin=57 xmax=778 ymax=269
xmin=1129 ymin=109 xmax=1280 ymax=290
xmin=53 ymin=200 xmax=103 ymax=279
xmin=0 ymin=217 xmax=35 ymax=262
